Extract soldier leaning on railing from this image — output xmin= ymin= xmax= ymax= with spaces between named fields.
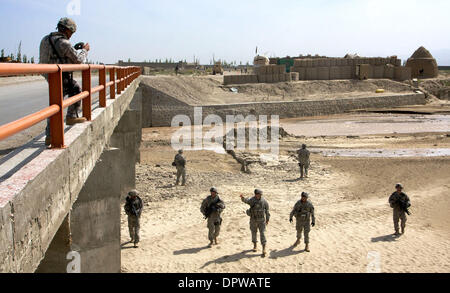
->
xmin=39 ymin=17 xmax=90 ymax=146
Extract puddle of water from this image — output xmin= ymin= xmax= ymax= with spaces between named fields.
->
xmin=282 ymin=114 xmax=450 ymax=136
xmin=312 ymin=148 xmax=450 ymax=158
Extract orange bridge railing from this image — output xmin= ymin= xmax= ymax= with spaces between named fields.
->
xmin=0 ymin=63 xmax=141 ymax=148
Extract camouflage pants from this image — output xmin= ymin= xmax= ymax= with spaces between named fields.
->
xmin=45 ymin=77 xmax=82 ymax=137
xmin=250 ymin=220 xmax=267 ymax=245
xmin=393 ymin=209 xmax=407 ymax=232
xmin=176 ymin=166 xmax=186 ymax=185
xmin=128 ymin=215 xmax=140 ymax=244
xmin=296 ymin=220 xmax=311 ymax=244
xmin=299 ymin=163 xmax=309 ymax=178
xmin=207 ymin=216 xmax=222 ymax=241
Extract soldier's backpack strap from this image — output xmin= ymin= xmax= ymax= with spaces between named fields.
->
xmin=48 ymin=33 xmax=73 ymax=81
xmin=48 ymin=33 xmax=65 ymax=64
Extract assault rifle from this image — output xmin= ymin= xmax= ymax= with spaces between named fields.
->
xmin=399 ymin=199 xmax=411 ymax=216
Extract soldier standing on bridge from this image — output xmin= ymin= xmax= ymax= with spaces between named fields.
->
xmin=297 ymin=144 xmax=311 ymax=179
xmin=173 ymin=149 xmax=187 ymax=186
xmin=124 ymin=190 xmax=143 ymax=248
xmin=240 ymin=189 xmax=270 ymax=257
xmin=39 ymin=17 xmax=91 ymax=146
xmin=200 ymin=187 xmax=226 ymax=247
xmin=290 ymin=192 xmax=315 ymax=252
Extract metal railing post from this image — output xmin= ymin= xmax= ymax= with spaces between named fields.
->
xmin=117 ymin=68 xmax=122 ymax=95
xmin=99 ymin=66 xmax=106 ymax=107
xmin=82 ymin=66 xmax=92 ymax=121
xmin=48 ymin=66 xmax=65 ymax=148
xmin=110 ymin=67 xmax=116 ymax=99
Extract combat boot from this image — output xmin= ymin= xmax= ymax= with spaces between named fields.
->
xmin=45 ymin=136 xmax=52 ymax=146
xmin=262 ymin=245 xmax=267 ymax=257
xmin=134 ymin=243 xmax=139 ymax=248
xmin=305 ymin=244 xmax=310 ymax=252
xmin=394 ymin=230 xmax=400 ymax=236
xmin=214 ymin=237 xmax=219 ymax=245
xmin=208 ymin=240 xmax=214 ymax=248
xmin=252 ymin=242 xmax=257 ymax=252
xmin=66 ymin=117 xmax=87 ymax=126
xmin=401 ymin=227 xmax=405 ymax=235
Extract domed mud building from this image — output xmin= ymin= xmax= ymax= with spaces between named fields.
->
xmin=406 ymin=46 xmax=439 ymax=79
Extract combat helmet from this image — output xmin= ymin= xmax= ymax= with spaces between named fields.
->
xmin=57 ymin=17 xmax=77 ymax=33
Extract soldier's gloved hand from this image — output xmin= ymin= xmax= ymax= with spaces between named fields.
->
xmin=289 ymin=218 xmax=293 ymax=223
xmin=311 ymin=222 xmax=315 ymax=227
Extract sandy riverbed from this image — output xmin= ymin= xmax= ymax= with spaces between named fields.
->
xmin=121 ymin=117 xmax=450 ymax=273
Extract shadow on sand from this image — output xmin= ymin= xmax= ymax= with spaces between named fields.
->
xmin=200 ymin=250 xmax=261 ymax=269
xmin=283 ymin=178 xmax=302 ymax=183
xmin=121 ymin=241 xmax=136 ymax=250
xmin=371 ymin=234 xmax=400 ymax=243
xmin=173 ymin=246 xmax=211 ymax=255
xmin=269 ymin=246 xmax=304 ymax=259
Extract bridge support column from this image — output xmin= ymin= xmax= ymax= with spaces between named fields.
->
xmin=36 ymin=106 xmax=142 ymax=273
xmin=110 ymin=109 xmax=141 ymax=197
xmin=37 ymin=147 xmax=123 ymax=273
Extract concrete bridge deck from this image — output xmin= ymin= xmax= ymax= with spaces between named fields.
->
xmin=0 ymin=76 xmax=143 ymax=273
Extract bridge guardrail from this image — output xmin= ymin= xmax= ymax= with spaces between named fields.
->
xmin=0 ymin=63 xmax=141 ymax=148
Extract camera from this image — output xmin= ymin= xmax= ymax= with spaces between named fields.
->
xmin=74 ymin=42 xmax=85 ymax=50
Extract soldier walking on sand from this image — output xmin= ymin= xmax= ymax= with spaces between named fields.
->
xmin=200 ymin=187 xmax=226 ymax=247
xmin=124 ymin=190 xmax=143 ymax=248
xmin=297 ymin=144 xmax=310 ymax=179
xmin=389 ymin=183 xmax=411 ymax=236
xmin=240 ymin=189 xmax=270 ymax=257
xmin=290 ymin=192 xmax=315 ymax=252
xmin=39 ymin=17 xmax=90 ymax=146
xmin=173 ymin=149 xmax=186 ymax=186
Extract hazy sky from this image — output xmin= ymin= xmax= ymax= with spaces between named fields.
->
xmin=1 ymin=0 xmax=449 ymax=65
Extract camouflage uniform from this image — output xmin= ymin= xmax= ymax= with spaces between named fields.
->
xmin=124 ymin=192 xmax=143 ymax=245
xmin=39 ymin=18 xmax=88 ymax=137
xmin=389 ymin=191 xmax=411 ymax=234
xmin=242 ymin=196 xmax=270 ymax=245
xmin=200 ymin=195 xmax=225 ymax=242
xmin=290 ymin=200 xmax=315 ymax=244
xmin=297 ymin=147 xmax=310 ymax=178
xmin=174 ymin=153 xmax=186 ymax=185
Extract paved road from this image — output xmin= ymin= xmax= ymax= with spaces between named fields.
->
xmin=0 ymin=78 xmax=101 ymax=125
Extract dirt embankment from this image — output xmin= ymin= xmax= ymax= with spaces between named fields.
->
xmin=418 ymin=77 xmax=450 ymax=100
xmin=142 ymin=76 xmax=416 ymax=105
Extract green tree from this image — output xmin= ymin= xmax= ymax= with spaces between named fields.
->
xmin=23 ymin=55 xmax=28 ymax=63
xmin=31 ymin=56 xmax=35 ymax=64
xmin=1 ymin=49 xmax=4 ymax=58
